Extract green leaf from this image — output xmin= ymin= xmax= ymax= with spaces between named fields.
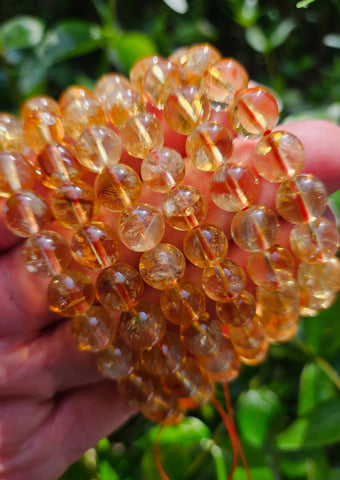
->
xmin=98 ymin=459 xmax=119 ymax=480
xmin=114 ymin=32 xmax=157 ymax=72
xmin=233 ymin=465 xmax=274 ymax=480
xmin=296 ymin=0 xmax=316 ymax=7
xmin=245 ymin=25 xmax=270 ymax=53
xmin=270 ymin=19 xmax=296 ymax=49
xmin=0 ymin=16 xmax=44 ymax=50
xmin=17 ymin=55 xmax=47 ymax=97
xmin=298 ymin=362 xmax=336 ymax=415
xmin=324 ymin=34 xmax=340 ymax=49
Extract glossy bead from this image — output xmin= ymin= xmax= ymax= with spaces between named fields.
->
xmin=71 ymin=305 xmax=118 ymax=352
xmin=37 ymin=143 xmax=82 ymax=189
xmin=256 ymin=278 xmax=301 ymax=314
xmin=299 ymin=289 xmax=336 ymax=317
xmin=120 ymin=113 xmax=164 ymax=158
xmin=0 ymin=113 xmax=24 ymax=152
xmin=178 ymin=372 xmax=214 ymax=409
xmin=297 ymin=257 xmax=340 ymax=298
xmin=258 ymin=307 xmax=299 ymax=343
xmin=209 ymin=162 xmax=259 ymax=211
xmin=118 ymin=203 xmax=165 ymax=252
xmin=130 ymin=55 xmax=163 ymax=95
xmin=183 ymin=223 xmax=228 ymax=267
xmin=162 ymin=185 xmax=207 ymax=230
xmin=142 ymin=332 xmax=185 ymax=376
xmin=165 ymin=357 xmax=202 ymax=399
xmin=228 ymin=318 xmax=268 ymax=366
xmin=202 ymin=259 xmax=246 ymax=302
xmin=71 ymin=221 xmax=120 ymax=270
xmin=289 ymin=217 xmax=340 ymax=263
xmin=0 ymin=151 xmax=36 ymax=197
xmin=140 ymin=391 xmax=177 ymax=423
xmin=20 ymin=95 xmax=60 ymax=120
xmin=181 ymin=314 xmax=222 ymax=355
xmin=180 ymin=43 xmax=221 ymax=84
xmin=141 ymin=147 xmax=185 ymax=193
xmin=164 ymin=85 xmax=210 ymax=134
xmin=231 ymin=205 xmax=279 ymax=252
xmin=95 ymin=164 xmax=142 ymax=212
xmin=254 ymin=131 xmax=305 ymax=182
xmin=97 ymin=339 xmax=134 ymax=380
xmin=117 ymin=368 xmax=155 ymax=405
xmin=94 ymin=73 xmax=131 ymax=104
xmin=51 ymin=180 xmax=99 ymax=229
xmin=23 ymin=110 xmax=64 ymax=152
xmin=48 ymin=269 xmax=94 ymax=316
xmin=229 ymin=87 xmax=279 ymax=138
xmin=247 ymin=244 xmax=295 ymax=288
xmin=160 ymin=279 xmax=206 ymax=326
xmin=3 ymin=191 xmax=52 ymax=237
xmin=139 ymin=243 xmax=186 ymax=289
xmin=95 ymin=263 xmax=144 ymax=311
xmin=101 ymin=86 xmax=145 ymax=127
xmin=23 ymin=230 xmax=71 ymax=276
xmin=275 ymin=174 xmax=328 ymax=224
xmin=216 ymin=290 xmax=256 ymax=327
xmin=185 ymin=122 xmax=234 ymax=171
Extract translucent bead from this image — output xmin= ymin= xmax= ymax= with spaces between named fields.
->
xmin=142 ymin=331 xmax=185 ymax=376
xmin=229 ymin=87 xmax=279 ymax=138
xmin=228 ymin=318 xmax=268 ymax=366
xmin=165 ymin=357 xmax=202 ymax=399
xmin=97 ymin=339 xmax=134 ymax=380
xmin=231 ymin=205 xmax=279 ymax=252
xmin=117 ymin=368 xmax=155 ymax=405
xmin=75 ymin=125 xmax=121 ymax=173
xmin=216 ymin=290 xmax=256 ymax=327
xmin=254 ymin=131 xmax=305 ymax=182
xmin=23 ymin=230 xmax=71 ymax=277
xmin=297 ymin=257 xmax=340 ymax=298
xmin=118 ymin=203 xmax=165 ymax=252
xmin=37 ymin=143 xmax=82 ymax=189
xmin=209 ymin=162 xmax=259 ymax=212
xmin=71 ymin=221 xmax=120 ymax=270
xmin=178 ymin=372 xmax=214 ymax=409
xmin=95 ymin=164 xmax=142 ymax=212
xmin=71 ymin=305 xmax=118 ymax=352
xmin=247 ymin=244 xmax=295 ymax=288
xmin=201 ymin=58 xmax=249 ymax=111
xmin=179 ymin=43 xmax=221 ymax=84
xmin=3 ymin=191 xmax=52 ymax=237
xmin=258 ymin=307 xmax=299 ymax=343
xmin=94 ymin=73 xmax=131 ymax=104
xmin=23 ymin=110 xmax=64 ymax=153
xmin=289 ymin=217 xmax=340 ymax=263
xmin=299 ymin=288 xmax=336 ymax=317
xmin=141 ymin=147 xmax=185 ymax=192
xmin=139 ymin=243 xmax=186 ymax=289
xmin=140 ymin=391 xmax=177 ymax=423
xmin=101 ymin=86 xmax=145 ymax=127
xmin=130 ymin=55 xmax=163 ymax=95
xmin=0 ymin=151 xmax=36 ymax=197
xmin=48 ymin=269 xmax=94 ymax=317
xmin=120 ymin=302 xmax=166 ymax=349
xmin=162 ymin=185 xmax=207 ymax=230
xmin=120 ymin=113 xmax=164 ymax=158
xmin=275 ymin=174 xmax=328 ymax=224
xmin=185 ymin=122 xmax=234 ymax=171
xmin=202 ymin=259 xmax=246 ymax=302
xmin=257 ymin=278 xmax=301 ymax=314
xmin=183 ymin=223 xmax=228 ymax=267
xmin=164 ymin=86 xmax=210 ymax=135
xmin=0 ymin=113 xmax=24 ymax=152
xmin=51 ymin=180 xmax=99 ymax=229
xmin=20 ymin=95 xmax=60 ymax=120
xmin=95 ymin=263 xmax=144 ymax=311
xmin=160 ymin=279 xmax=206 ymax=326
xmin=181 ymin=314 xmax=222 ymax=355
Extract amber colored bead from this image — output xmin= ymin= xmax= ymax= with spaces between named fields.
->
xmin=179 ymin=43 xmax=221 ymax=84
xmin=183 ymin=223 xmax=228 ymax=267
xmin=201 ymin=58 xmax=249 ymax=111
xmin=97 ymin=339 xmax=134 ymax=380
xmin=181 ymin=314 xmax=222 ymax=356
xmin=297 ymin=257 xmax=340 ymax=298
xmin=48 ymin=269 xmax=94 ymax=317
xmin=139 ymin=243 xmax=186 ymax=289
xmin=259 ymin=307 xmax=299 ymax=343
xmin=0 ymin=113 xmax=24 ymax=152
xmin=165 ymin=357 xmax=202 ymax=399
xmin=299 ymin=288 xmax=336 ymax=317
xmin=23 ymin=110 xmax=64 ymax=153
xmin=142 ymin=331 xmax=185 ymax=376
xmin=75 ymin=125 xmax=121 ymax=173
xmin=130 ymin=55 xmax=163 ymax=96
xmin=141 ymin=391 xmax=177 ymax=423
xmin=178 ymin=372 xmax=214 ymax=410
xmin=185 ymin=122 xmax=234 ymax=172
xmin=37 ymin=143 xmax=82 ymax=189
xmin=23 ymin=230 xmax=71 ymax=277
xmin=118 ymin=203 xmax=165 ymax=252
xmin=229 ymin=87 xmax=279 ymax=138
xmin=102 ymin=86 xmax=145 ymax=127
xmin=254 ymin=131 xmax=305 ymax=182
xmin=0 ymin=151 xmax=36 ymax=197
xmin=162 ymin=185 xmax=207 ymax=230
xmin=257 ymin=278 xmax=301 ymax=314
xmin=120 ymin=113 xmax=164 ymax=158
xmin=202 ymin=260 xmax=246 ymax=302
xmin=20 ymin=95 xmax=60 ymax=120
xmin=216 ymin=290 xmax=256 ymax=327
xmin=247 ymin=244 xmax=295 ymax=288
xmin=228 ymin=318 xmax=268 ymax=366
xmin=209 ymin=162 xmax=259 ymax=212
xmin=3 ymin=191 xmax=52 ymax=238
xmin=117 ymin=368 xmax=155 ymax=406
xmin=95 ymin=164 xmax=142 ymax=212
xmin=71 ymin=305 xmax=118 ymax=352
xmin=289 ymin=217 xmax=340 ymax=263
xmin=94 ymin=72 xmax=131 ymax=104
xmin=160 ymin=279 xmax=206 ymax=326
xmin=51 ymin=180 xmax=99 ymax=229
xmin=231 ymin=205 xmax=279 ymax=252
xmin=141 ymin=147 xmax=185 ymax=193
xmin=95 ymin=263 xmax=144 ymax=311
xmin=164 ymin=85 xmax=210 ymax=135
xmin=71 ymin=221 xmax=120 ymax=270
xmin=120 ymin=302 xmax=166 ymax=350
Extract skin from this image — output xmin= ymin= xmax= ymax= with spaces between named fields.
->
xmin=0 ymin=119 xmax=339 ymax=480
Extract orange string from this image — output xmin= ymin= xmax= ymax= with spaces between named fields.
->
xmin=154 ymin=425 xmax=171 ymax=480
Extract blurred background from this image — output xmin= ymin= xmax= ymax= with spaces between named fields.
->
xmin=1 ymin=1 xmax=340 ymax=479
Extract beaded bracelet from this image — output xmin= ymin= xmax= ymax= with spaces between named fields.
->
xmin=1 ymin=42 xmax=340 ymax=457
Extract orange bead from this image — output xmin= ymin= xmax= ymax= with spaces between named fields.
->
xmin=256 ymin=278 xmax=301 ymax=314
xmin=177 ymin=372 xmax=214 ymax=409
xmin=120 ymin=113 xmax=164 ymax=158
xmin=94 ymin=72 xmax=131 ymax=104
xmin=141 ymin=147 xmax=185 ymax=192
xmin=228 ymin=318 xmax=268 ymax=366
xmin=20 ymin=95 xmax=60 ymax=120
xmin=162 ymin=185 xmax=207 ymax=230
xmin=168 ymin=46 xmax=190 ymax=67
xmin=165 ymin=357 xmax=202 ymax=399
xmin=183 ymin=223 xmax=228 ymax=267
xmin=130 ymin=55 xmax=163 ymax=96
xmin=140 ymin=391 xmax=177 ymax=423
xmin=179 ymin=43 xmax=221 ymax=84
xmin=117 ymin=368 xmax=155 ymax=405
xmin=97 ymin=338 xmax=134 ymax=380
xmin=0 ymin=113 xmax=24 ymax=152
xmin=181 ymin=314 xmax=222 ymax=355
xmin=247 ymin=244 xmax=295 ymax=288
xmin=299 ymin=288 xmax=336 ymax=317
xmin=142 ymin=331 xmax=185 ymax=376
xmin=100 ymin=85 xmax=145 ymax=127
xmin=258 ymin=307 xmax=299 ymax=343
xmin=37 ymin=143 xmax=82 ymax=189
xmin=202 ymin=259 xmax=246 ymax=302
xmin=297 ymin=257 xmax=340 ymax=298
xmin=0 ymin=151 xmax=36 ymax=197
xmin=216 ymin=290 xmax=256 ymax=327
xmin=23 ymin=110 xmax=64 ymax=153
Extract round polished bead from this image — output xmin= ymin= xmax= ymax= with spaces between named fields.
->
xmin=120 ymin=113 xmax=164 ymax=158
xmin=231 ymin=205 xmax=279 ymax=252
xmin=139 ymin=243 xmax=186 ymax=289
xmin=0 ymin=113 xmax=24 ymax=152
xmin=299 ymin=288 xmax=336 ymax=317
xmin=181 ymin=314 xmax=222 ymax=355
xmin=202 ymin=259 xmax=246 ymax=302
xmin=117 ymin=368 xmax=155 ymax=405
xmin=216 ymin=290 xmax=256 ymax=327
xmin=275 ymin=174 xmax=328 ymax=224
xmin=247 ymin=244 xmax=295 ymax=288
xmin=257 ymin=278 xmax=301 ymax=314
xmin=71 ymin=221 xmax=120 ymax=270
xmin=20 ymin=95 xmax=60 ymax=120
xmin=165 ymin=357 xmax=202 ymax=399
xmin=95 ymin=263 xmax=144 ymax=311
xmin=94 ymin=72 xmax=131 ymax=104
xmin=177 ymin=372 xmax=214 ymax=410
xmin=228 ymin=318 xmax=268 ymax=366
xmin=140 ymin=391 xmax=177 ymax=423
xmin=97 ymin=339 xmax=134 ymax=380
xmin=142 ymin=331 xmax=185 ymax=376
xmin=102 ymin=86 xmax=145 ymax=127
xmin=183 ymin=223 xmax=228 ymax=267
xmin=259 ymin=307 xmax=299 ymax=343
xmin=130 ymin=55 xmax=163 ymax=95
xmin=37 ymin=143 xmax=82 ymax=189
xmin=23 ymin=230 xmax=71 ymax=277
xmin=0 ymin=151 xmax=36 ymax=197
xmin=297 ymin=257 xmax=340 ymax=298
xmin=254 ymin=131 xmax=305 ymax=182
xmin=141 ymin=147 xmax=185 ymax=193
xmin=118 ymin=203 xmax=164 ymax=252
xmin=162 ymin=185 xmax=207 ymax=230
xmin=229 ymin=87 xmax=279 ymax=138
xmin=23 ymin=110 xmax=64 ymax=153
xmin=209 ymin=162 xmax=259 ymax=211
xmin=180 ymin=43 xmax=221 ymax=84
xmin=48 ymin=269 xmax=94 ymax=317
